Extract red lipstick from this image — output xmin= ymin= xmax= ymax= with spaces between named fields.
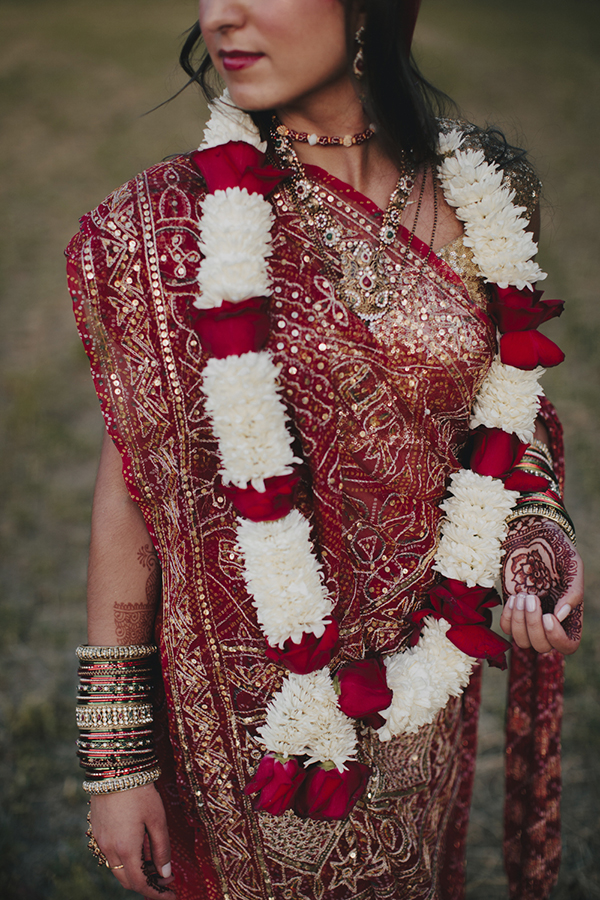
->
xmin=220 ymin=50 xmax=265 ymax=71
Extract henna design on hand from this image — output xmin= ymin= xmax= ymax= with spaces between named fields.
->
xmin=502 ymin=516 xmax=577 ymax=615
xmin=563 ymin=602 xmax=583 ymax=642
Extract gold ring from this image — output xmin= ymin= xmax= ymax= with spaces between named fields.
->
xmin=110 ymin=864 xmax=125 ymax=870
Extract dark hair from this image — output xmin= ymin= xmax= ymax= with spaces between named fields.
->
xmin=179 ymin=6 xmax=453 ymax=166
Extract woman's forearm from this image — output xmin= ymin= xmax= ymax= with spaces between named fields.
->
xmin=87 ymin=430 xmax=160 ymax=646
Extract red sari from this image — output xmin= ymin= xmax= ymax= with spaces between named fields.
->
xmin=66 ymin=144 xmax=564 ymax=900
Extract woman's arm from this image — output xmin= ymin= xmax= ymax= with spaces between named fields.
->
xmin=85 ymin=431 xmax=176 ymax=898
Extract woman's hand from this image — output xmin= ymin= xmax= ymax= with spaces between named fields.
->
xmin=500 ymin=515 xmax=584 ymax=655
xmin=89 ymin=784 xmax=176 ymax=898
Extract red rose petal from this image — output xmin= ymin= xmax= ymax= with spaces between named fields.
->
xmin=500 ymin=330 xmax=565 ymax=370
xmin=446 ymin=623 xmax=511 ymax=664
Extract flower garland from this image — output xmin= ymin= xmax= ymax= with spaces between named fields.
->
xmin=188 ymin=99 xmax=565 ymax=819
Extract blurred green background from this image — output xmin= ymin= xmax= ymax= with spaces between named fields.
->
xmin=0 ymin=0 xmax=598 ymax=897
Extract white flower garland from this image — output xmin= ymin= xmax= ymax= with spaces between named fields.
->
xmin=438 ymin=128 xmax=547 ymax=290
xmin=195 ymin=101 xmax=547 ymax=765
xmin=237 ymin=511 xmax=333 ymax=647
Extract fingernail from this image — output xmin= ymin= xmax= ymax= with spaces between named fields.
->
xmin=526 ymin=595 xmax=537 ymax=613
xmin=508 ymin=595 xmax=515 ymax=609
xmin=516 ymin=594 xmax=525 ymax=611
xmin=543 ymin=614 xmax=554 ymax=631
xmin=556 ymin=605 xmax=570 ymax=622
xmin=161 ymin=863 xmax=172 ymax=878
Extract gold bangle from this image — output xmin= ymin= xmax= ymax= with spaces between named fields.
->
xmin=530 ymin=438 xmax=555 ymax=469
xmin=76 ymin=703 xmax=154 ymax=730
xmin=83 ymin=765 xmax=161 ymax=794
xmin=76 ymin=644 xmax=157 ymax=661
xmin=506 ymin=504 xmax=577 ymax=546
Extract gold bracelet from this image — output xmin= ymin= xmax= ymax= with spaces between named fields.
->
xmin=506 ymin=504 xmax=577 ymax=546
xmin=83 ymin=765 xmax=161 ymax=795
xmin=76 ymin=703 xmax=154 ymax=730
xmin=76 ymin=644 xmax=157 ymax=661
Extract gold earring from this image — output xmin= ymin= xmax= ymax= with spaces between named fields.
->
xmin=353 ymin=26 xmax=365 ymax=80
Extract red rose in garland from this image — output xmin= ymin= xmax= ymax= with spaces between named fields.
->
xmin=189 ymin=296 xmax=271 ymax=358
xmin=335 ymin=657 xmax=393 ymax=720
xmin=265 ymin=618 xmax=340 ymax=675
xmin=489 ymin=285 xmax=564 ymax=333
xmin=294 ymin=761 xmax=371 ymax=820
xmin=191 ymin=142 xmax=290 ymax=196
xmin=414 ymin=578 xmax=511 ymax=669
xmin=244 ymin=753 xmax=306 ymax=815
xmin=470 ymin=427 xmax=549 ymax=492
xmin=221 ymin=470 xmax=303 ymax=523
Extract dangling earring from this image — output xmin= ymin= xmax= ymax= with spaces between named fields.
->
xmin=353 ymin=26 xmax=365 ymax=80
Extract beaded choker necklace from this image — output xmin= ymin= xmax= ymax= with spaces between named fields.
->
xmin=274 ymin=117 xmax=375 ymax=148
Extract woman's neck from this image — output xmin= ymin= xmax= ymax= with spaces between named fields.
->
xmin=276 ymin=81 xmax=399 ymax=210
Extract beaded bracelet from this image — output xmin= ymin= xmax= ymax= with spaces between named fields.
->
xmin=76 ymin=644 xmax=157 ymax=661
xmin=83 ymin=766 xmax=161 ymax=795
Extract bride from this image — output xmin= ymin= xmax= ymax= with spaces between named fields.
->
xmin=68 ymin=1 xmax=583 ymax=898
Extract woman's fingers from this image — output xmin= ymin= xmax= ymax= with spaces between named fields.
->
xmin=109 ymin=845 xmax=177 ymax=899
xmin=500 ymin=594 xmax=515 ymax=635
xmin=509 ymin=592 xmax=553 ymax=652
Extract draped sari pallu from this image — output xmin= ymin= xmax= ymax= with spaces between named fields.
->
xmin=66 ymin=152 xmax=564 ymax=900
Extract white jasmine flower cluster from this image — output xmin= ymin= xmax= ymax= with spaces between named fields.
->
xmin=237 ymin=511 xmax=333 ymax=647
xmin=201 ymin=351 xmax=299 ymax=487
xmin=438 ymin=128 xmax=464 ymax=156
xmin=377 ymin=618 xmax=476 ymax=740
xmin=199 ymin=90 xmax=267 ymax=152
xmin=258 ymin=669 xmax=358 ymax=770
xmin=438 ymin=146 xmax=546 ymax=290
xmin=433 ymin=470 xmax=519 ymax=587
xmin=470 ymin=356 xmax=544 ymax=443
xmin=195 ymin=187 xmax=273 ymax=307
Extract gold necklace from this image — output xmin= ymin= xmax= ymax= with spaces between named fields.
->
xmin=272 ymin=125 xmax=436 ymax=324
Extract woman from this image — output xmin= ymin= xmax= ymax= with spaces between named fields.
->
xmin=67 ymin=1 xmax=584 ymax=898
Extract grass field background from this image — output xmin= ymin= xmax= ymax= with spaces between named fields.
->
xmin=0 ymin=1 xmax=598 ymax=897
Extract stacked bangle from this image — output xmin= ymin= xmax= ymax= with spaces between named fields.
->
xmin=512 ymin=442 xmax=557 ymax=488
xmin=507 ymin=488 xmax=577 ymax=546
xmin=76 ymin=645 xmax=161 ymax=793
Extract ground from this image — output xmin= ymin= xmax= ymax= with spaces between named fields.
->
xmin=0 ymin=1 xmax=598 ymax=897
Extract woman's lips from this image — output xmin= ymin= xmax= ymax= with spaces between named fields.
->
xmin=220 ymin=51 xmax=265 ymax=71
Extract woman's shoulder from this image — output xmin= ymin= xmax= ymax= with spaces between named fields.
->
xmin=65 ymin=154 xmax=206 ymax=261
xmin=437 ymin=117 xmax=541 ymax=220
